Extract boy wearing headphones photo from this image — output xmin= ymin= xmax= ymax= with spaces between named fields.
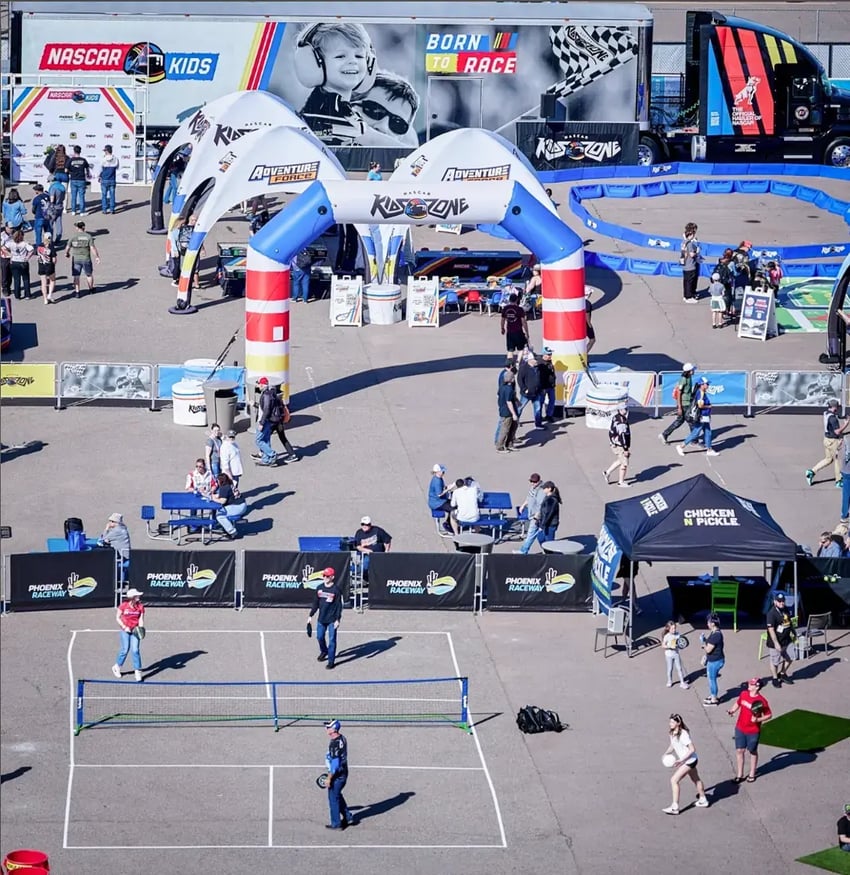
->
xmin=296 ymin=23 xmax=376 ymax=145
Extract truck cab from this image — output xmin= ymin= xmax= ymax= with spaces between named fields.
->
xmin=662 ymin=11 xmax=850 ymax=166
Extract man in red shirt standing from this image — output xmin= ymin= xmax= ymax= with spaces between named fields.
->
xmin=727 ymin=677 xmax=772 ymax=783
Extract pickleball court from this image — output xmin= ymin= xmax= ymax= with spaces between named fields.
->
xmin=64 ymin=627 xmax=506 ymax=850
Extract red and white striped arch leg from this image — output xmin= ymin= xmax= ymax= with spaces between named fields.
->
xmin=541 ymin=250 xmax=587 ymax=392
xmin=245 ymin=250 xmax=291 ymax=395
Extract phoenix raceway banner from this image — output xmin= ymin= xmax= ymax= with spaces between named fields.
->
xmin=20 ymin=18 xmax=641 ymax=154
xmin=129 ymin=550 xmax=235 ymax=606
xmin=485 ymin=554 xmax=592 ymax=611
xmin=591 ymin=524 xmax=622 ymax=615
xmin=368 ymin=553 xmax=475 ymax=610
xmin=656 ymin=371 xmax=749 ymax=408
xmin=407 ymin=278 xmax=440 ymax=327
xmin=9 ymin=550 xmax=116 ymax=612
xmin=0 ymin=363 xmax=57 ymax=399
xmin=516 ymin=122 xmax=638 ymax=171
xmin=59 ymin=362 xmax=153 ymax=401
xmin=751 ymin=371 xmax=844 ymax=409
xmin=11 ymin=86 xmax=136 ymax=184
xmin=242 ymin=551 xmax=352 ymax=608
xmin=330 ymin=276 xmax=364 ymax=327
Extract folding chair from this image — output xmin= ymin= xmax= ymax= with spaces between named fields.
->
xmin=796 ymin=612 xmax=831 ymax=658
xmin=464 ymin=290 xmax=484 ymax=313
xmin=444 ymin=291 xmax=460 ymax=312
xmin=141 ymin=505 xmax=170 ymax=540
xmin=594 ymin=607 xmax=629 ymax=657
xmin=710 ymin=580 xmax=740 ymax=632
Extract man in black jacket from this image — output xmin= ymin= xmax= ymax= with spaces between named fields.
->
xmin=517 ymin=354 xmax=544 ymax=429
xmin=254 ymin=377 xmax=281 ymax=466
xmin=307 ymin=568 xmax=345 ymax=669
xmin=538 ymin=349 xmax=557 ymax=423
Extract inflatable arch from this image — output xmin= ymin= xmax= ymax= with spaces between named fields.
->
xmin=824 ymin=252 xmax=850 ymax=366
xmin=377 ymin=128 xmax=559 ymax=284
xmin=246 ymin=180 xmax=586 ymax=392
xmin=173 ymin=125 xmax=348 ymax=313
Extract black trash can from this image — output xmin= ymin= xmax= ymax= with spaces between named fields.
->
xmin=202 ymin=380 xmax=238 ymax=433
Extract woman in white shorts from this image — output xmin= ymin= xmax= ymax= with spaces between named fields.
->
xmin=663 ymin=714 xmax=710 ymax=814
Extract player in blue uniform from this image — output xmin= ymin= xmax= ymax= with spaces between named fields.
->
xmin=324 ymin=719 xmax=355 ymax=830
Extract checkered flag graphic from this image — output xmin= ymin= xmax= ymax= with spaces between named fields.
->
xmin=546 ymin=25 xmax=638 ymax=97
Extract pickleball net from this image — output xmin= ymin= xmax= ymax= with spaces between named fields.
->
xmin=75 ymin=676 xmax=469 ymax=734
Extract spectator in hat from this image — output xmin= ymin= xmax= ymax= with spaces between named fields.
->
xmin=307 ymin=568 xmax=345 ymax=669
xmin=353 ymin=516 xmax=392 ymax=577
xmin=428 ymin=464 xmax=458 ymax=536
xmin=677 ymin=376 xmax=719 ymax=457
xmin=764 ymin=591 xmax=796 ymax=687
xmin=838 ymin=803 xmax=850 ymax=852
xmin=220 ymin=429 xmax=244 ymax=488
xmin=254 ymin=376 xmax=281 ymax=466
xmin=98 ymin=511 xmax=131 ymax=561
xmin=538 ymin=349 xmax=557 ymax=422
xmin=65 ymin=220 xmax=100 ymax=297
xmin=727 ymin=678 xmax=772 ymax=782
xmin=515 ymin=472 xmax=545 ymax=554
xmin=805 ymin=398 xmax=848 ymax=488
xmin=661 ymin=363 xmax=696 ymax=444
xmin=112 ymin=588 xmax=145 ymax=682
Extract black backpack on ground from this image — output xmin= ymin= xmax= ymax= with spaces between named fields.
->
xmin=516 ymin=705 xmax=568 ymax=734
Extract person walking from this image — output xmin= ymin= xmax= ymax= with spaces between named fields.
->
xmin=7 ymin=230 xmax=34 ymax=300
xmin=307 ymin=567 xmax=344 ymax=670
xmin=662 ymin=714 xmax=710 ymax=814
xmin=272 ymin=386 xmax=299 ymax=462
xmin=36 ymin=231 xmax=57 ymax=304
xmin=254 ymin=376 xmax=282 ymax=466
xmin=806 ymin=398 xmax=847 ymax=488
xmin=700 ymin=613 xmax=725 ymax=706
xmin=67 ymin=145 xmax=91 ymax=216
xmin=205 ymin=422 xmax=223 ymax=479
xmin=517 ymin=353 xmax=544 ymax=428
xmin=515 ymin=473 xmax=544 ymax=554
xmin=680 ymin=222 xmax=702 ymax=303
xmin=112 ymin=588 xmax=145 ymax=682
xmin=48 ymin=175 xmax=66 ymax=244
xmin=661 ymin=363 xmax=696 ymax=444
xmin=727 ymin=677 xmax=772 ymax=783
xmin=65 ymin=221 xmax=100 ymax=296
xmin=31 ymin=184 xmax=50 ymax=247
xmin=677 ymin=376 xmax=719 ymax=457
xmin=764 ymin=590 xmax=796 ymax=687
xmin=501 ymin=292 xmax=528 ymax=360
xmin=210 ymin=472 xmax=248 ymax=540
xmin=604 ymin=407 xmax=632 ymax=487
xmin=496 ymin=370 xmax=520 ymax=453
xmin=323 ymin=719 xmax=355 ymax=830
xmin=662 ymin=621 xmax=689 ymax=689
xmin=98 ymin=145 xmax=119 ymax=214
xmin=538 ymin=349 xmax=557 ymax=422
xmin=220 ymin=429 xmax=244 ymax=488
xmin=536 ymin=481 xmax=561 ymax=544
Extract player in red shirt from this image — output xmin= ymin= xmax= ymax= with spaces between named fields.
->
xmin=112 ymin=588 xmax=146 ymax=682
xmin=727 ymin=677 xmax=772 ymax=783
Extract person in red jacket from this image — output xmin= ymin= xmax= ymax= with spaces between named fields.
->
xmin=727 ymin=677 xmax=772 ymax=783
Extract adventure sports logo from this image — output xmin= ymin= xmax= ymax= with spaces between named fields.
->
xmin=146 ymin=563 xmax=217 ymax=589
xmin=425 ymin=31 xmax=518 ymax=74
xmin=535 ymin=137 xmax=621 ymax=163
xmin=683 ymin=508 xmax=740 ymax=527
xmin=39 ymin=42 xmax=218 ymax=83
xmin=441 ymin=165 xmax=510 ymax=182
xmin=370 ymin=194 xmax=470 ymax=221
xmin=248 ymin=161 xmax=320 ymax=186
xmin=386 ymin=570 xmax=457 ymax=596
xmin=28 ymin=571 xmax=98 ymax=601
xmin=505 ymin=568 xmax=576 ymax=593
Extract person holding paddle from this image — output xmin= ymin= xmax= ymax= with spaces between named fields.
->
xmin=323 ymin=719 xmax=355 ymax=830
xmin=112 ymin=588 xmax=145 ymax=682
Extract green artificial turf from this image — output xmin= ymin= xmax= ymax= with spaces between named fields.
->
xmin=796 ymin=847 xmax=850 ymax=875
xmin=760 ymin=709 xmax=850 ymax=752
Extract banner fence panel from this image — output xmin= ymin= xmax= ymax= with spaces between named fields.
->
xmin=367 ymin=553 xmax=476 ymax=610
xmin=242 ymin=551 xmax=351 ymax=607
xmin=485 ymin=554 xmax=592 ymax=610
xmin=9 ymin=549 xmax=116 ymax=612
xmin=129 ymin=549 xmax=236 ymax=606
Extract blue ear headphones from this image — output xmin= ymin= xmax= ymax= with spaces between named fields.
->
xmin=294 ymin=23 xmax=376 ymax=92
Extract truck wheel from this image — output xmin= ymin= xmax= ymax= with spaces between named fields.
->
xmin=637 ymin=136 xmax=660 ymax=166
xmin=824 ymin=138 xmax=850 ymax=168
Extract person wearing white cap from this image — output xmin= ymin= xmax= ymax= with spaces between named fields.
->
xmin=112 ymin=588 xmax=145 ymax=682
xmin=353 ymin=516 xmax=392 ymax=578
xmin=428 ymin=464 xmax=458 ymax=536
xmin=677 ymin=376 xmax=719 ymax=457
xmin=660 ymin=363 xmax=696 ymax=444
xmin=220 ymin=429 xmax=244 ymax=488
xmin=98 ymin=511 xmax=131 ymax=560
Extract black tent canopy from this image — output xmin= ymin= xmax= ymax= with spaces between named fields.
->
xmin=600 ymin=475 xmax=797 ymax=655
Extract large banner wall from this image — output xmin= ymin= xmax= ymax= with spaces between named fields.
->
xmin=129 ymin=550 xmax=236 ymax=606
xmin=485 ymin=554 xmax=592 ymax=610
xmin=242 ymin=551 xmax=351 ymax=607
xmin=9 ymin=550 xmax=116 ymax=612
xmin=367 ymin=553 xmax=475 ymax=610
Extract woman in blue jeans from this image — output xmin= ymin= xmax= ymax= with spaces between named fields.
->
xmin=211 ymin=473 xmax=248 ymax=540
xmin=536 ymin=481 xmax=562 ymax=544
xmin=701 ymin=613 xmax=725 ymax=706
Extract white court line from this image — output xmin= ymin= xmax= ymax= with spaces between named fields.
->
xmin=259 ymin=631 xmax=271 ymax=699
xmin=72 ymin=629 xmax=451 ymax=635
xmin=63 ymin=630 xmax=77 ymax=850
xmin=66 ymin=843 xmax=506 ymax=850
xmin=74 ymin=763 xmax=485 ymax=771
xmin=446 ymin=632 xmax=508 ymax=849
xmin=267 ymin=766 xmax=274 ymax=847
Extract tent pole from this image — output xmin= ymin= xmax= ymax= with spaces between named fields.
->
xmin=627 ymin=561 xmax=635 ymax=657
xmin=793 ymin=559 xmax=799 ymax=621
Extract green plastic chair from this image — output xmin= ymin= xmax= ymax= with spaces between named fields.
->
xmin=710 ymin=580 xmax=740 ymax=632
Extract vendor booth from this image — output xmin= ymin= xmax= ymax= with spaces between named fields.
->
xmin=591 ymin=474 xmax=798 ymax=655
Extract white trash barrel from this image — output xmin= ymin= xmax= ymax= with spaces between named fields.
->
xmin=585 ymin=383 xmax=629 ymax=429
xmin=172 ymin=379 xmax=207 ymax=426
xmin=364 ymin=284 xmax=402 ymax=325
xmin=183 ymin=358 xmax=219 ymax=382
